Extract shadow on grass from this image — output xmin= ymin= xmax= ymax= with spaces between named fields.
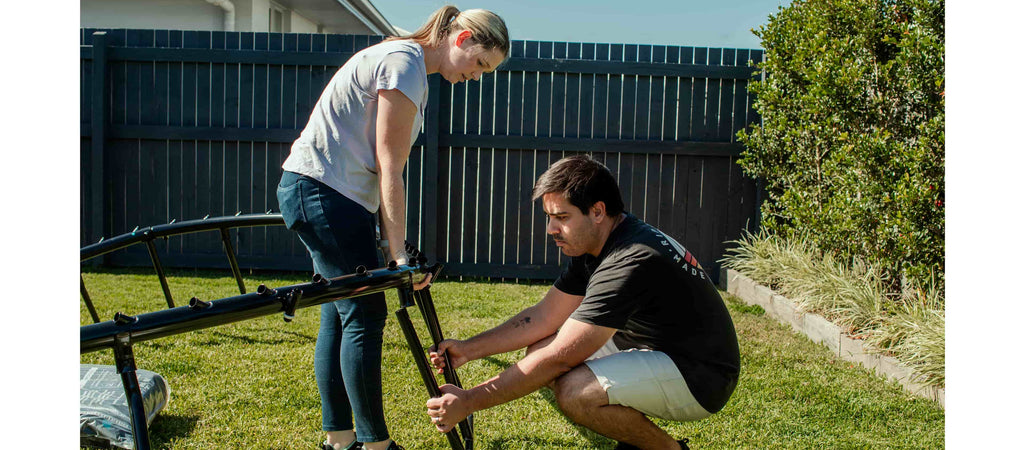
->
xmin=478 ymin=356 xmax=613 ymax=448
xmin=202 ymin=329 xmax=317 ymax=346
xmin=484 ymin=433 xmax=611 ymax=449
xmin=147 ymin=413 xmax=200 ymax=447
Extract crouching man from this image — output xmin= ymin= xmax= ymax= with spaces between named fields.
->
xmin=426 ymin=155 xmax=740 ymax=450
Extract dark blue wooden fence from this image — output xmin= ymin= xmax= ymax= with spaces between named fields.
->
xmin=80 ymin=28 xmax=763 ymax=281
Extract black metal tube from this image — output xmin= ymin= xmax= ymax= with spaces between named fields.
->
xmin=81 ymin=214 xmax=284 ymax=262
xmin=395 ymin=307 xmax=464 ymax=450
xmin=220 ymin=228 xmax=247 ymax=294
xmin=145 ymin=239 xmax=175 ymax=309
xmin=113 ymin=333 xmax=151 ymax=450
xmin=81 ymin=265 xmax=420 ymax=353
xmin=81 ymin=275 xmax=101 ymax=324
xmin=416 ymin=287 xmax=472 ymax=447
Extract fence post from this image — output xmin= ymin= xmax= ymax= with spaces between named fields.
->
xmin=90 ymin=31 xmax=110 ymax=263
xmin=421 ymin=74 xmax=442 ymax=262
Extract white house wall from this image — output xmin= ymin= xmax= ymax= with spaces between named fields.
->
xmin=248 ymin=0 xmax=271 ymax=32
xmin=290 ymin=11 xmax=319 ymax=34
xmin=82 ymin=0 xmax=385 ymax=35
xmin=82 ymin=0 xmax=225 ymax=31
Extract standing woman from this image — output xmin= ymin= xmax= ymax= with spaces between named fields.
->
xmin=276 ymin=5 xmax=509 ymax=450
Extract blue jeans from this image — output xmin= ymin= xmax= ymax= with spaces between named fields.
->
xmin=276 ymin=171 xmax=390 ymax=442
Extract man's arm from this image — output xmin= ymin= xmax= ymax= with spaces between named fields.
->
xmin=426 ymin=318 xmax=615 ymax=431
xmin=375 ymin=88 xmax=416 ymax=265
xmin=431 ymin=286 xmax=583 ymax=369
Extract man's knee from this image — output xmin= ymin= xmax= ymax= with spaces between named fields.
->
xmin=552 ymin=364 xmax=608 ymax=416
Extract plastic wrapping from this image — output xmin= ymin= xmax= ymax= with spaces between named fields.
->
xmin=80 ymin=364 xmax=171 ymax=449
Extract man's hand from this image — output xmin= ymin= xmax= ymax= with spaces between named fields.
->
xmin=429 ymin=339 xmax=470 ymax=374
xmin=425 ymin=384 xmax=472 ymax=433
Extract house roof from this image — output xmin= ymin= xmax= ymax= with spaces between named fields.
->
xmin=287 ymin=0 xmax=399 ymax=35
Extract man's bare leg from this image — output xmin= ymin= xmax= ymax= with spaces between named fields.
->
xmin=552 ymin=365 xmax=680 ymax=450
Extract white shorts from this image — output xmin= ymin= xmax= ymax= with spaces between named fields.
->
xmin=584 ymin=339 xmax=711 ymax=422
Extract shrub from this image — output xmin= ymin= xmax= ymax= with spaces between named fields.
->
xmin=737 ymin=0 xmax=944 ymax=291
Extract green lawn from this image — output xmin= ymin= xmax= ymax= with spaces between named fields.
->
xmin=80 ymin=267 xmax=944 ymax=449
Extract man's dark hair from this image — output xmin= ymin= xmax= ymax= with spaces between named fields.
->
xmin=532 ymin=154 xmax=625 ymax=216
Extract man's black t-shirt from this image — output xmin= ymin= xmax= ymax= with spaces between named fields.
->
xmin=554 ymin=214 xmax=740 ymax=413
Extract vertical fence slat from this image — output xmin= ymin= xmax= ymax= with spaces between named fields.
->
xmin=564 ymin=42 xmax=579 ymax=139
xmin=422 ymin=74 xmax=442 ymax=262
xmin=223 ymin=31 xmax=240 ymax=229
xmin=534 ymin=42 xmax=554 ymax=265
xmin=90 ymin=32 xmax=109 ymax=246
xmin=636 ymin=44 xmax=651 ymax=141
xmin=491 ymin=68 xmax=510 ymax=267
xmin=608 ymin=44 xmax=623 ymax=141
xmin=516 ymin=148 xmax=534 ymax=266
xmin=706 ymin=156 xmax=732 ymax=279
xmin=476 ymin=70 xmax=496 ymax=265
xmin=523 ymin=40 xmax=539 ymax=138
xmin=679 ymin=47 xmax=696 ymax=140
xmin=406 ymin=145 xmax=423 ymax=249
xmin=718 ymin=48 xmax=737 ymax=141
xmin=579 ymin=43 xmax=595 ymax=140
xmin=465 ymin=71 xmax=482 ymax=263
xmin=538 ymin=41 xmax=554 ymax=139
xmin=503 ymin=149 xmax=521 ymax=267
xmin=592 ymin=43 xmax=608 ymax=140
xmin=671 ymin=154 xmax=691 ymax=243
xmin=703 ymin=48 xmax=722 ymax=141
xmin=82 ymin=28 xmax=94 ymax=248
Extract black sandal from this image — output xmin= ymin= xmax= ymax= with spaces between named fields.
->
xmin=322 ymin=440 xmax=362 ymax=450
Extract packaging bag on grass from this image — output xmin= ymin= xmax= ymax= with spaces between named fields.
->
xmin=80 ymin=364 xmax=170 ymax=449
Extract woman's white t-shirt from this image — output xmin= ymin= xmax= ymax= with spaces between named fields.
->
xmin=282 ymin=40 xmax=428 ymax=213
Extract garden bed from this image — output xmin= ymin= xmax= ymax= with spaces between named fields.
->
xmin=720 ymin=268 xmax=945 ymax=408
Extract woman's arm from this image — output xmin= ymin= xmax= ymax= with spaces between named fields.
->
xmin=375 ymin=88 xmax=418 ymax=265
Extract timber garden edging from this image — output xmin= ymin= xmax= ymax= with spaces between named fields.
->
xmin=719 ymin=268 xmax=945 ymax=408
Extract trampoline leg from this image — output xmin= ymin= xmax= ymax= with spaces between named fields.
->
xmin=219 ymin=228 xmax=247 ymax=295
xmin=112 ymin=333 xmax=151 ymax=450
xmin=414 ymin=287 xmax=473 ymax=447
xmin=81 ymin=275 xmax=101 ymax=324
xmin=394 ymin=306 xmax=465 ymax=450
xmin=145 ymin=240 xmax=175 ymax=309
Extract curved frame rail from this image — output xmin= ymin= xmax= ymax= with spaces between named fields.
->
xmin=80 ymin=213 xmax=285 ymax=322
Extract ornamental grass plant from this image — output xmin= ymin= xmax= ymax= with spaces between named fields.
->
xmin=721 ymin=231 xmax=945 ymax=388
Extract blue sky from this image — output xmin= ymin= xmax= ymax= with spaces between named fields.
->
xmin=370 ymin=0 xmax=791 ymax=50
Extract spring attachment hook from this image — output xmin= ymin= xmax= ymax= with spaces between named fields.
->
xmin=312 ymin=273 xmax=330 ymax=286
xmin=113 ymin=312 xmax=138 ymax=326
xmin=188 ymin=297 xmax=212 ymax=310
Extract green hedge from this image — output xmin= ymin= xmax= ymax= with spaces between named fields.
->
xmin=737 ymin=0 xmax=944 ymax=291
